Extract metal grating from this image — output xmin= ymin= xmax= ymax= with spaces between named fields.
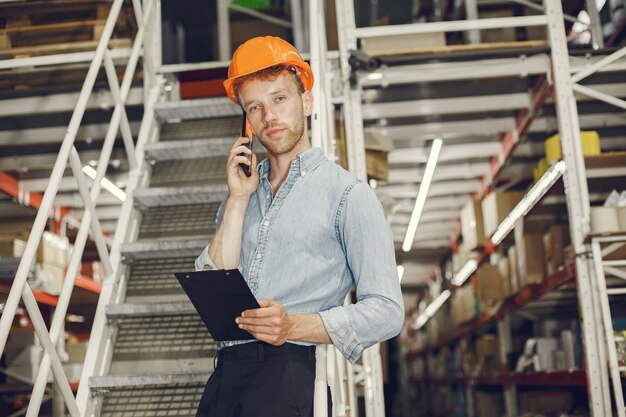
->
xmin=139 ymin=202 xmax=220 ymax=240
xmin=154 ymin=97 xmax=240 ymax=122
xmin=99 ymin=383 xmax=204 ymax=416
xmin=126 ymin=257 xmax=196 ymax=297
xmin=113 ymin=313 xmax=216 ymax=361
xmin=150 ymin=157 xmax=227 ymax=186
xmin=159 ymin=117 xmax=240 ymax=142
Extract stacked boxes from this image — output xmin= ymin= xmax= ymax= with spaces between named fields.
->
xmin=481 ymin=191 xmax=525 ymax=238
xmin=461 ymin=200 xmax=487 ymax=250
xmin=13 ymin=231 xmax=73 ymax=295
xmin=543 ymin=224 xmax=571 ymax=275
xmin=451 ymin=285 xmax=478 ymax=326
xmin=476 ymin=264 xmax=508 ymax=312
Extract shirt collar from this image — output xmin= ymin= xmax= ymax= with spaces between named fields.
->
xmin=257 ymin=147 xmax=326 ymax=179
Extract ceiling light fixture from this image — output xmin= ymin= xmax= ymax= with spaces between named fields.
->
xmin=402 ymin=139 xmax=442 ymax=252
xmin=491 ymin=161 xmax=565 ymax=245
xmin=413 ymin=289 xmax=451 ymax=330
xmin=451 ymin=259 xmax=478 ymax=287
xmin=397 ymin=265 xmax=405 ymax=282
xmin=82 ymin=165 xmax=126 ymax=202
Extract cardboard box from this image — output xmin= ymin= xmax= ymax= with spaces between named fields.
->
xmin=478 ymin=9 xmax=516 ymax=43
xmin=364 ymin=132 xmax=393 ymax=181
xmin=517 ymin=234 xmax=546 ymax=286
xmin=518 ymin=391 xmax=574 ymax=414
xmin=360 ymin=31 xmax=446 ymax=56
xmin=14 ymin=232 xmax=71 ymax=268
xmin=40 ymin=263 xmax=66 ymax=295
xmin=508 ymin=245 xmax=520 ymax=294
xmin=477 ymin=264 xmax=507 ymax=310
xmin=544 ymin=224 xmax=570 ymax=273
xmin=461 ymin=200 xmax=486 ymax=250
xmin=475 ymin=392 xmax=504 ymax=417
xmin=451 ymin=285 xmax=478 ymax=326
xmin=481 ymin=191 xmax=524 ymax=238
xmin=365 ymin=150 xmax=389 ymax=181
xmin=524 ymin=8 xmax=548 ymax=40
xmin=0 ymin=237 xmax=15 ymax=257
xmin=65 ymin=342 xmax=88 ymax=364
xmin=496 ymin=254 xmax=513 ymax=297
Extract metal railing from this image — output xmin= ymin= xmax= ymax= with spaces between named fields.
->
xmin=0 ymin=0 xmax=158 ymax=415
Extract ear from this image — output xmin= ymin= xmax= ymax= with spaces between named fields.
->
xmin=302 ymin=90 xmax=313 ymax=117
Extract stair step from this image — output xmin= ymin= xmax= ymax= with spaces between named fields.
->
xmin=107 ymin=301 xmax=195 ymax=319
xmin=106 ymin=302 xmax=216 ymax=364
xmin=160 ymin=117 xmax=240 ymax=142
xmin=133 ymin=184 xmax=227 ymax=209
xmin=90 ymin=371 xmax=209 ymax=392
xmin=144 ymin=137 xmax=233 ymax=161
xmin=109 ymin=358 xmax=214 ymax=378
xmin=138 ymin=201 xmax=220 ymax=241
xmin=92 ymin=372 xmax=209 ymax=416
xmin=154 ymin=97 xmax=239 ymax=122
xmin=125 ymin=256 xmax=196 ymax=301
xmin=120 ymin=239 xmax=207 ymax=261
xmin=150 ymin=156 xmax=227 ymax=187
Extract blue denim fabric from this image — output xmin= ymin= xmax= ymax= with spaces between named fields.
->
xmin=195 ymin=147 xmax=404 ymax=363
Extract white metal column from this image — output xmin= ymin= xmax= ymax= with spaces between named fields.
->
xmin=545 ymin=1 xmax=610 ymax=416
xmin=335 ymin=0 xmax=367 ymax=181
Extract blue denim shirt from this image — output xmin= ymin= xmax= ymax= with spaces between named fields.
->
xmin=195 ymin=147 xmax=404 ymax=363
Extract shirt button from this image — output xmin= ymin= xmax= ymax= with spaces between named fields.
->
xmin=264 ymin=221 xmax=269 ymax=227
xmin=256 ymin=253 xmax=262 ymax=259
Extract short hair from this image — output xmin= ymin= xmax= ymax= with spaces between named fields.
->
xmin=233 ymin=64 xmax=306 ymax=105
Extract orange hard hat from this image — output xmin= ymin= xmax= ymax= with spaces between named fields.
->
xmin=223 ymin=36 xmax=314 ymax=104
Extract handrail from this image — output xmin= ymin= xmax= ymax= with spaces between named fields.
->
xmin=0 ymin=0 xmax=155 ymax=415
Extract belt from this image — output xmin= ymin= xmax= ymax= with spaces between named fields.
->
xmin=217 ymin=342 xmax=316 ymax=363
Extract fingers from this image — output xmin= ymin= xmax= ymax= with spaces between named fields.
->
xmin=241 ymin=300 xmax=279 ymax=318
xmin=238 ymin=322 xmax=280 ymax=335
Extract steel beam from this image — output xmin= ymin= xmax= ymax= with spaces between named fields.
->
xmin=367 ymin=118 xmax=516 ymax=140
xmin=0 ymin=122 xmax=141 ymax=146
xmin=380 ymin=180 xmax=482 ymax=198
xmin=0 ymin=88 xmax=143 ymax=118
xmin=389 ymin=143 xmax=502 ymax=164
xmin=354 ymin=15 xmax=548 ymax=38
xmin=361 ymin=93 xmax=530 ymax=120
xmin=387 ymin=162 xmax=490 ymax=182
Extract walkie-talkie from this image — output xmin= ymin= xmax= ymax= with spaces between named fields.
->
xmin=239 ymin=112 xmax=253 ymax=177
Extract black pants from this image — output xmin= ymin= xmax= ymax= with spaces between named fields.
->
xmin=196 ymin=342 xmax=330 ymax=417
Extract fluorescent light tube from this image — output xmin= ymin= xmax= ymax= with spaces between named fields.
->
xmin=82 ymin=165 xmax=126 ymax=202
xmin=413 ymin=289 xmax=451 ymax=330
xmin=402 ymin=139 xmax=443 ymax=252
xmin=491 ymin=161 xmax=565 ymax=245
xmin=451 ymin=259 xmax=478 ymax=287
xmin=397 ymin=265 xmax=405 ymax=282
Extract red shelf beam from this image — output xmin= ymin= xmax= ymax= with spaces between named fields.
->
xmin=409 ymin=370 xmax=587 ymax=387
xmin=407 ymin=264 xmax=576 ymax=359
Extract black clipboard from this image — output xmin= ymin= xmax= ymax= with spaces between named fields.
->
xmin=174 ymin=269 xmax=260 ymax=341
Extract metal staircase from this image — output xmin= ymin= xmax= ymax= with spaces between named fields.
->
xmin=85 ymin=106 xmax=243 ymax=415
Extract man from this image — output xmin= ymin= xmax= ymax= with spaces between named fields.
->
xmin=194 ymin=36 xmax=403 ymax=417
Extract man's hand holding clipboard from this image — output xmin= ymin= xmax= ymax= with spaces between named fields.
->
xmin=174 ymin=269 xmax=260 ymax=341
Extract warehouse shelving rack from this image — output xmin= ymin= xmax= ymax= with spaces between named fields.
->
xmin=334 ymin=1 xmax=626 ymax=417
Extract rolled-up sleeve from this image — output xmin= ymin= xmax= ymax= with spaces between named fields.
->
xmin=194 ymin=200 xmax=226 ymax=271
xmin=319 ymin=181 xmax=404 ymax=363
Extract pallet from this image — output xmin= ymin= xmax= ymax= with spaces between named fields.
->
xmin=0 ymin=0 xmax=136 ymax=58
xmin=366 ymin=40 xmax=548 ymax=57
